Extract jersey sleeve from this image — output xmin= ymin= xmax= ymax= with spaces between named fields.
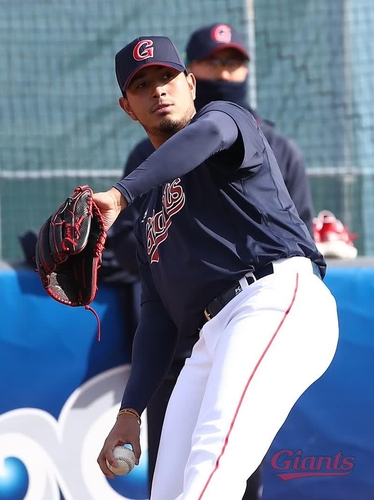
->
xmin=120 ymin=238 xmax=179 ymax=414
xmin=114 ymin=105 xmax=245 ymax=204
xmin=120 ymin=299 xmax=178 ymax=414
xmin=259 ymin=121 xmax=315 ymax=237
xmin=198 ymin=101 xmax=265 ymax=174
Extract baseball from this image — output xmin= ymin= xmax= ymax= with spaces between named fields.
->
xmin=106 ymin=446 xmax=136 ymax=476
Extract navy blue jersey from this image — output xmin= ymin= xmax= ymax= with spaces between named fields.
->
xmin=114 ymin=101 xmax=324 ymax=336
xmin=121 ymin=113 xmax=314 ymax=236
xmin=259 ymin=121 xmax=314 ymax=236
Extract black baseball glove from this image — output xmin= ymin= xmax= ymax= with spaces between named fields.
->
xmin=35 ymin=185 xmax=107 ymax=331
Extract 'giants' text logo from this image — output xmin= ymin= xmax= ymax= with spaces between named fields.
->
xmin=133 ymin=40 xmax=154 ymax=61
xmin=146 ymin=179 xmax=185 ymax=263
xmin=271 ymin=449 xmax=355 ymax=481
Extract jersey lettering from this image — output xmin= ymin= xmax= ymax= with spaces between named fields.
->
xmin=133 ymin=40 xmax=154 ymax=61
xmin=146 ymin=178 xmax=185 ymax=263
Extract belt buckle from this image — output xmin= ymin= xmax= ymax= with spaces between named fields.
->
xmin=204 ymin=308 xmax=212 ymax=321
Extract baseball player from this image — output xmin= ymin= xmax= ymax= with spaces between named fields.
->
xmin=121 ymin=23 xmax=314 ymax=237
xmin=95 ymin=36 xmax=339 ymax=500
xmin=104 ymin=23 xmax=315 ymax=500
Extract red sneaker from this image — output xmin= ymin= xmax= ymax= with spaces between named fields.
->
xmin=313 ymin=210 xmax=358 ymax=259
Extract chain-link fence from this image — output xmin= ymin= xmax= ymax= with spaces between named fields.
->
xmin=1 ymin=0 xmax=373 ymax=260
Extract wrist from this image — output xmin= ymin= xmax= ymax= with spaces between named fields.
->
xmin=117 ymin=407 xmax=141 ymax=425
xmin=109 ymin=187 xmax=128 ymax=211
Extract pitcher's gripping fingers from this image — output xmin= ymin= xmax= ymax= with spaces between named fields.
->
xmin=92 ymin=187 xmax=127 ymax=232
xmin=97 ymin=414 xmax=141 ymax=478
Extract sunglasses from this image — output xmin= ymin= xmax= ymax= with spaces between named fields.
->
xmin=205 ymin=58 xmax=249 ymax=70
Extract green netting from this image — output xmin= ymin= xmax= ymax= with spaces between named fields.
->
xmin=1 ymin=0 xmax=373 ymax=260
xmin=0 ymin=0 xmax=247 ymax=260
xmin=254 ymin=0 xmax=374 ymax=255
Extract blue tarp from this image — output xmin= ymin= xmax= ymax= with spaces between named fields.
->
xmin=0 ymin=267 xmax=373 ymax=499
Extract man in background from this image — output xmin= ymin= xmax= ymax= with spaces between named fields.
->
xmin=100 ymin=23 xmax=315 ymax=500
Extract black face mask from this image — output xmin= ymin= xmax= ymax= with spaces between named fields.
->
xmin=194 ymin=78 xmax=250 ymax=112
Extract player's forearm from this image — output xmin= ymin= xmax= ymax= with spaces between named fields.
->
xmin=120 ymin=300 xmax=178 ymax=415
xmin=114 ymin=110 xmax=238 ymax=204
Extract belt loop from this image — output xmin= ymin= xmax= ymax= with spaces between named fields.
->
xmin=241 ymin=271 xmax=256 ymax=289
xmin=245 ymin=271 xmax=256 ymax=281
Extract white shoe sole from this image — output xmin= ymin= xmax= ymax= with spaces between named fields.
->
xmin=316 ymin=241 xmax=358 ymax=259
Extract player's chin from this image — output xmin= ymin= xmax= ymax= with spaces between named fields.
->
xmin=158 ymin=115 xmax=187 ymax=134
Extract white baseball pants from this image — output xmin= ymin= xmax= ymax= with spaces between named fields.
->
xmin=150 ymin=257 xmax=339 ymax=500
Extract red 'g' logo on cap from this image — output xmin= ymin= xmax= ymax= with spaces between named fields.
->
xmin=212 ymin=24 xmax=232 ymax=43
xmin=133 ymin=40 xmax=154 ymax=61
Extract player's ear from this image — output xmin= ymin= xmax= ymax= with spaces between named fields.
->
xmin=119 ymin=97 xmax=139 ymax=122
xmin=186 ymin=72 xmax=196 ymax=101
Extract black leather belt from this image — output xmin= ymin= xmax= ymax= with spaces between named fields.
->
xmin=203 ymin=261 xmax=321 ymax=321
